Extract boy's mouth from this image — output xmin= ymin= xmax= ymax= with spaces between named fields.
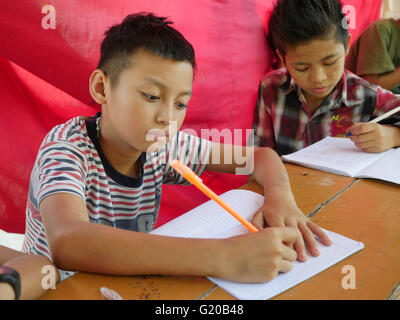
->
xmin=312 ymin=86 xmax=329 ymax=94
xmin=146 ymin=130 xmax=169 ymax=142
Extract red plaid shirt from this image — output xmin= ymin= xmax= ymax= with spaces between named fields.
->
xmin=253 ymin=69 xmax=400 ymax=155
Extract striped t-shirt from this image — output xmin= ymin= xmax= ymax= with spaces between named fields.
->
xmin=23 ymin=113 xmax=212 ymax=275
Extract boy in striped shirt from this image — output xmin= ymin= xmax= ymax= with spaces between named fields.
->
xmin=23 ymin=13 xmax=330 ymax=284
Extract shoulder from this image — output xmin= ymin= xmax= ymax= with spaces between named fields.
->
xmin=375 ymin=19 xmax=398 ymax=33
xmin=344 ymin=70 xmax=399 ymax=105
xmin=41 ymin=116 xmax=91 ymax=147
xmin=345 ymin=70 xmax=379 ymax=91
xmin=343 ymin=70 xmax=379 ymax=104
xmin=260 ymin=68 xmax=289 ymax=89
xmin=37 ymin=116 xmax=93 ymax=163
xmin=360 ymin=19 xmax=398 ymax=39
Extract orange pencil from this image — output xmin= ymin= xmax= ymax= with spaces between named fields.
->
xmin=169 ymin=159 xmax=258 ymax=233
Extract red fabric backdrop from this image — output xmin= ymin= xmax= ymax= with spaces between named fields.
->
xmin=0 ymin=0 xmax=382 ymax=233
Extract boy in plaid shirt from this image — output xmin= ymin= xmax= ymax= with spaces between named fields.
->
xmin=253 ymin=0 xmax=400 ymax=156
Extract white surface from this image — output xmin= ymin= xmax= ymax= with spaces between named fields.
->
xmin=152 ymin=189 xmax=364 ymax=300
xmin=0 ymin=229 xmax=24 ymax=251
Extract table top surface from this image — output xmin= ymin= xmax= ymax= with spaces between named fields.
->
xmin=40 ymin=163 xmax=400 ymax=300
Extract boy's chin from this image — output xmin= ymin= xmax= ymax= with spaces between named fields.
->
xmin=305 ymin=87 xmax=333 ymax=100
xmin=144 ymin=139 xmax=169 ymax=153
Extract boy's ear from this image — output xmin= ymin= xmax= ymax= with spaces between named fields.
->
xmin=89 ymin=69 xmax=108 ymax=105
xmin=345 ymin=34 xmax=352 ymax=55
xmin=276 ymin=49 xmax=286 ymax=67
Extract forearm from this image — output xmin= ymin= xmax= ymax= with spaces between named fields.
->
xmin=3 ymin=254 xmax=58 ymax=300
xmin=50 ymin=221 xmax=222 ymax=278
xmin=251 ymin=147 xmax=295 ymax=202
xmin=363 ymin=67 xmax=400 ymax=91
xmin=0 ymin=245 xmax=25 ymax=265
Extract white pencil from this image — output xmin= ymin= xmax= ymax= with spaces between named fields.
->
xmin=346 ymin=105 xmax=400 ymax=137
xmin=369 ymin=105 xmax=400 ymax=123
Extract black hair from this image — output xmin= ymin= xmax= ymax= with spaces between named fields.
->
xmin=268 ymin=0 xmax=348 ymax=57
xmin=97 ymin=12 xmax=196 ymax=86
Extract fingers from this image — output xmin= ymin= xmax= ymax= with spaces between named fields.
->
xmin=350 ymin=131 xmax=375 ymax=144
xmin=251 ymin=210 xmax=265 ymax=230
xmin=279 ymin=259 xmax=293 ymax=274
xmin=282 ymin=218 xmax=307 ymax=262
xmin=293 ymin=240 xmax=307 ymax=262
xmin=348 ymin=123 xmax=390 ymax=153
xmin=281 ymin=242 xmax=297 ymax=262
xmin=347 ymin=122 xmax=375 ymax=136
xmin=285 ymin=219 xmax=331 ymax=260
xmin=279 ymin=244 xmax=297 ymax=274
xmin=280 ymin=225 xmax=302 ymax=243
xmin=307 ymin=221 xmax=332 ymax=246
xmin=298 ymin=222 xmax=320 ymax=257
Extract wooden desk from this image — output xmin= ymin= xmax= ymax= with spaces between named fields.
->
xmin=40 ymin=164 xmax=400 ymax=300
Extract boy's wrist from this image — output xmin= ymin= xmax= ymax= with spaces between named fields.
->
xmin=387 ymin=125 xmax=400 ymax=148
xmin=263 ymin=186 xmax=296 ymax=205
xmin=394 ymin=126 xmax=400 ymax=148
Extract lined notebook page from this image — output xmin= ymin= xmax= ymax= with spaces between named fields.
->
xmin=357 ymin=148 xmax=400 ymax=184
xmin=282 ymin=137 xmax=393 ymax=177
xmin=151 ymin=189 xmax=364 ymax=300
xmin=152 ymin=189 xmax=264 ymax=239
xmin=209 ymin=229 xmax=364 ymax=300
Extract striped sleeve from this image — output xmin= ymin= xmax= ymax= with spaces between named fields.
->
xmin=162 ymin=131 xmax=212 ymax=185
xmin=35 ymin=141 xmax=88 ymax=204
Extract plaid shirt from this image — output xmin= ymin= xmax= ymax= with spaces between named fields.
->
xmin=253 ymin=69 xmax=400 ymax=155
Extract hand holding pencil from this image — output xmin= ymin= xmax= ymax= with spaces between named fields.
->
xmin=346 ymin=106 xmax=400 ymax=153
xmin=169 ymin=159 xmax=303 ymax=282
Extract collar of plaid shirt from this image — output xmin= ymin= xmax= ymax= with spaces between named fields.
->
xmin=255 ymin=69 xmax=380 ymax=155
xmin=278 ymin=70 xmax=363 ymax=119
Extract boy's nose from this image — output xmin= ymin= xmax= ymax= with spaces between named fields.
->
xmin=155 ymin=103 xmax=174 ymax=124
xmin=309 ymin=66 xmax=327 ymax=84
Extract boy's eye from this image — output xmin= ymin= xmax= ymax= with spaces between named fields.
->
xmin=142 ymin=92 xmax=160 ymax=101
xmin=295 ymin=67 xmax=308 ymax=72
xmin=323 ymin=59 xmax=338 ymax=66
xmin=176 ymin=102 xmax=187 ymax=109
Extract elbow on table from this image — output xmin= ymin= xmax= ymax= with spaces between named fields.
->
xmin=47 ymin=226 xmax=83 ymax=272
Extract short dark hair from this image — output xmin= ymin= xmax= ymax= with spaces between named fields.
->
xmin=268 ymin=0 xmax=348 ymax=57
xmin=97 ymin=12 xmax=196 ymax=86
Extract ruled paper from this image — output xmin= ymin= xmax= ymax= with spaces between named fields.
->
xmin=151 ymin=189 xmax=364 ymax=300
xmin=209 ymin=229 xmax=364 ymax=300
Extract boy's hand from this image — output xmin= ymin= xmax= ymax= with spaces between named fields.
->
xmin=347 ymin=122 xmax=400 ymax=153
xmin=251 ymin=199 xmax=331 ymax=262
xmin=220 ymin=227 xmax=300 ymax=283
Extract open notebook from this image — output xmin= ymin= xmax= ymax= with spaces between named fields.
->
xmin=151 ymin=189 xmax=364 ymax=300
xmin=282 ymin=137 xmax=400 ymax=185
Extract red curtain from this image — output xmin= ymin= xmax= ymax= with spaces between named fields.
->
xmin=0 ymin=0 xmax=382 ymax=233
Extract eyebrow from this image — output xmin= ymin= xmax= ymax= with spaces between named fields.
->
xmin=143 ymin=77 xmax=192 ymax=96
xmin=293 ymin=52 xmax=340 ymax=66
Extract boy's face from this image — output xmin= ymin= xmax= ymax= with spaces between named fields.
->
xmin=279 ymin=36 xmax=350 ymax=105
xmin=99 ymin=49 xmax=193 ymax=154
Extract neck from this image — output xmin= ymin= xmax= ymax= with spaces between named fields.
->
xmin=302 ymin=92 xmax=324 ymax=113
xmin=98 ymin=118 xmax=142 ymax=178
